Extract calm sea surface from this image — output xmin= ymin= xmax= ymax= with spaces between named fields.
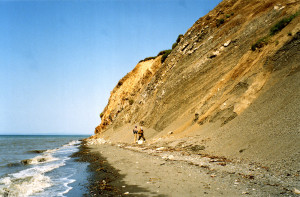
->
xmin=0 ymin=135 xmax=90 ymax=197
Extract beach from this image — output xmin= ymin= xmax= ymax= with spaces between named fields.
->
xmin=78 ymin=139 xmax=300 ymax=196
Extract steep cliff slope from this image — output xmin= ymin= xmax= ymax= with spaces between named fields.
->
xmin=96 ymin=56 xmax=162 ymax=132
xmin=94 ymin=0 xmax=300 ymax=167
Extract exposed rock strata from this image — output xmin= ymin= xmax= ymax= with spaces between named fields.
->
xmin=96 ymin=0 xmax=299 ymax=133
xmin=93 ymin=0 xmax=300 ymax=169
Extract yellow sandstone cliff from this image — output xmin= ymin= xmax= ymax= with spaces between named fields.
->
xmin=94 ymin=0 xmax=300 ymax=167
xmin=95 ymin=56 xmax=162 ymax=133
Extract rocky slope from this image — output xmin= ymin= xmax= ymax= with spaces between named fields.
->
xmin=94 ymin=0 xmax=300 ymax=169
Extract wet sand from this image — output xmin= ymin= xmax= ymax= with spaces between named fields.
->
xmin=75 ymin=140 xmax=299 ymax=196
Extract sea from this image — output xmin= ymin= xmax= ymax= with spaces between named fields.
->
xmin=0 ymin=135 xmax=90 ymax=197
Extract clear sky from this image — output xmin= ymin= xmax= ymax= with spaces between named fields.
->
xmin=0 ymin=0 xmax=222 ymax=135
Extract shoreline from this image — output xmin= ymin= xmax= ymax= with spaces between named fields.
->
xmin=71 ymin=141 xmax=124 ymax=196
xmin=72 ymin=140 xmax=151 ymax=196
xmin=74 ymin=139 xmax=299 ymax=196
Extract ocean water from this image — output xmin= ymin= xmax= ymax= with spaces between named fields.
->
xmin=0 ymin=135 xmax=90 ymax=197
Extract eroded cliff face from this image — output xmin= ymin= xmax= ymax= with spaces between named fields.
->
xmin=95 ymin=56 xmax=162 ymax=133
xmin=95 ymin=0 xmax=300 ymax=139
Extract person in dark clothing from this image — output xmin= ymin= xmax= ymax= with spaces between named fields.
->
xmin=138 ymin=127 xmax=146 ymax=141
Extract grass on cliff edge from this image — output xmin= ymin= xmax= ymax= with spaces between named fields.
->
xmin=138 ymin=48 xmax=172 ymax=64
xmin=269 ymin=11 xmax=300 ymax=36
xmin=251 ymin=10 xmax=300 ymax=51
xmin=160 ymin=49 xmax=172 ymax=63
xmin=139 ymin=34 xmax=184 ymax=64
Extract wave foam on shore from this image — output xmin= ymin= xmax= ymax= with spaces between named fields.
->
xmin=0 ymin=140 xmax=81 ymax=197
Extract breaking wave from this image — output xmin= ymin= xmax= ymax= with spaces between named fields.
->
xmin=0 ymin=140 xmax=81 ymax=197
xmin=0 ymin=162 xmax=63 ymax=196
xmin=21 ymin=154 xmax=58 ymax=165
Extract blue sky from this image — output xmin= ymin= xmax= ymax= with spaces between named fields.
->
xmin=0 ymin=0 xmax=222 ymax=135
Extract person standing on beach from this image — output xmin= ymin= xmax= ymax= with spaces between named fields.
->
xmin=138 ymin=127 xmax=146 ymax=142
xmin=133 ymin=126 xmax=138 ymax=143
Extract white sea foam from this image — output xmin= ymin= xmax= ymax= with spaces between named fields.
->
xmin=23 ymin=154 xmax=59 ymax=165
xmin=58 ymin=177 xmax=76 ymax=196
xmin=0 ymin=173 xmax=52 ymax=197
xmin=45 ymin=148 xmax=59 ymax=154
xmin=63 ymin=140 xmax=81 ymax=147
xmin=13 ymin=162 xmax=65 ymax=179
xmin=0 ymin=139 xmax=82 ymax=197
xmin=0 ymin=158 xmax=65 ymax=197
xmin=0 ymin=177 xmax=11 ymax=185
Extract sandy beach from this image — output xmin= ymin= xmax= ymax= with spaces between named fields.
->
xmin=76 ymin=139 xmax=300 ymax=197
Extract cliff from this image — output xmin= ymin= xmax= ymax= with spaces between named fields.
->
xmin=94 ymin=0 xmax=300 ymax=168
